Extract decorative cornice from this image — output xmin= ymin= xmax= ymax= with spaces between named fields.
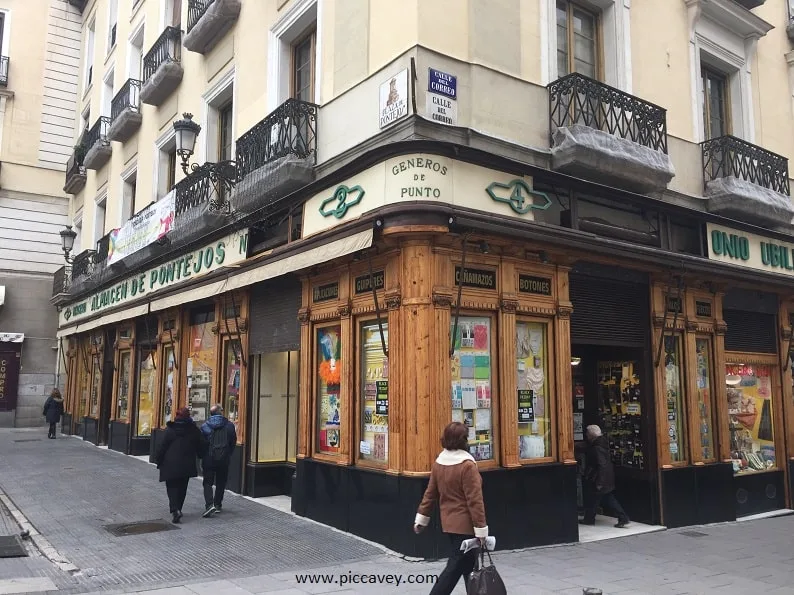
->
xmin=432 ymin=286 xmax=454 ymax=309
xmin=237 ymin=318 xmax=249 ymax=334
xmin=686 ymin=0 xmax=772 ymax=41
xmin=556 ymin=301 xmax=573 ymax=319
xmin=715 ymin=321 xmax=728 ymax=336
xmin=338 ymin=300 xmax=352 ymax=318
xmin=211 ymin=323 xmax=220 ymax=335
xmin=297 ymin=308 xmax=310 ymax=324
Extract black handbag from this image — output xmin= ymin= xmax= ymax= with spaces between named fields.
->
xmin=467 ymin=548 xmax=507 ymax=595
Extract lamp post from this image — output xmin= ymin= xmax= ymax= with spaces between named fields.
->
xmin=172 ymin=112 xmax=237 ymax=214
xmin=60 ymin=225 xmax=77 ymax=264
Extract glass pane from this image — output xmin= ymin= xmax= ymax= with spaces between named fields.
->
xmin=287 ymin=351 xmax=299 ymax=463
xmin=187 ymin=317 xmax=216 ymax=424
xmin=136 ymin=350 xmax=155 ymax=437
xmin=317 ymin=325 xmax=342 ymax=455
xmin=557 ymin=50 xmax=569 ymax=78
xmin=597 ymin=360 xmax=644 ymax=469
xmin=253 ymin=352 xmax=289 ymax=462
xmin=574 ymin=58 xmax=596 ymax=79
xmin=574 ymin=34 xmax=595 ymax=67
xmin=664 ymin=335 xmax=687 ymax=462
xmin=516 ymin=322 xmax=551 ymax=459
xmin=293 ymin=35 xmax=313 ymax=102
xmin=79 ymin=348 xmax=90 ymax=419
xmin=160 ymin=346 xmax=175 ymax=424
xmin=573 ymin=7 xmax=595 ymax=38
xmin=116 ymin=350 xmax=131 ymax=420
xmin=695 ymin=339 xmax=715 ymax=461
xmin=451 ymin=316 xmax=494 ymax=462
xmin=727 ymin=364 xmax=775 ymax=474
xmin=90 ymin=355 xmax=101 ymax=417
xmin=360 ymin=321 xmax=389 ymax=465
xmin=222 ymin=339 xmax=242 ymax=435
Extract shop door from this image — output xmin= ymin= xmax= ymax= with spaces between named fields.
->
xmin=97 ymin=329 xmax=115 ymax=445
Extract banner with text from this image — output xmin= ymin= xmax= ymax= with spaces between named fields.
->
xmin=107 ymin=191 xmax=175 ymax=265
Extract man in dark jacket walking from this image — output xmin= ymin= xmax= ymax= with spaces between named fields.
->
xmin=42 ymin=389 xmax=64 ymax=439
xmin=200 ymin=404 xmax=236 ymax=517
xmin=581 ymin=424 xmax=629 ymax=528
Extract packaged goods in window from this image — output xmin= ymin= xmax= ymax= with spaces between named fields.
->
xmin=188 ymin=318 xmax=216 ymax=423
xmin=136 ymin=352 xmax=155 ymax=437
xmin=516 ymin=322 xmax=550 ymax=459
xmin=695 ymin=339 xmax=715 ymax=460
xmin=360 ymin=322 xmax=388 ymax=463
xmin=597 ymin=361 xmax=645 ymax=470
xmin=664 ymin=336 xmax=687 ymax=462
xmin=317 ymin=326 xmax=342 ymax=455
xmin=223 ymin=340 xmax=242 ymax=434
xmin=726 ymin=364 xmax=775 ymax=474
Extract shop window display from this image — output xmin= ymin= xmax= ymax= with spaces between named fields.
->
xmin=187 ymin=308 xmax=216 ymax=423
xmin=79 ymin=350 xmax=91 ymax=419
xmin=664 ymin=335 xmax=687 ymax=462
xmin=695 ymin=338 xmax=715 ymax=461
xmin=450 ymin=316 xmax=494 ymax=462
xmin=516 ymin=321 xmax=550 ymax=459
xmin=598 ymin=361 xmax=644 ymax=469
xmin=360 ymin=321 xmax=389 ymax=465
xmin=135 ymin=350 xmax=155 ymax=436
xmin=317 ymin=325 xmax=342 ymax=455
xmin=116 ymin=350 xmax=131 ymax=420
xmin=222 ymin=339 xmax=242 ymax=434
xmin=727 ymin=364 xmax=775 ymax=474
xmin=160 ymin=346 xmax=175 ymax=424
xmin=90 ymin=354 xmax=101 ymax=417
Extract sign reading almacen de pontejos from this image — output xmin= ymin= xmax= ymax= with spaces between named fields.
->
xmin=59 ymin=229 xmax=249 ymax=328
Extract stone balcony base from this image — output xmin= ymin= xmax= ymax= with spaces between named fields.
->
xmin=550 ymin=124 xmax=675 ymax=193
xmin=107 ymin=109 xmax=142 ymax=143
xmin=140 ymin=62 xmax=183 ymax=106
xmin=63 ymin=172 xmax=86 ymax=194
xmin=83 ymin=141 xmax=111 ymax=170
xmin=706 ymin=177 xmax=794 ymax=228
xmin=234 ymin=155 xmax=315 ymax=216
xmin=184 ymin=0 xmax=241 ymax=54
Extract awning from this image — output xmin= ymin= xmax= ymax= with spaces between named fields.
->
xmin=0 ymin=286 xmax=5 ymax=307
xmin=56 ymin=303 xmax=151 ymax=338
xmin=0 ymin=332 xmax=23 ymax=343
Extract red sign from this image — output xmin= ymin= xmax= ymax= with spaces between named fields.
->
xmin=0 ymin=351 xmax=21 ymax=411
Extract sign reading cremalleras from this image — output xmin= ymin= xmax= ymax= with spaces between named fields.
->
xmin=454 ymin=266 xmax=496 ymax=290
xmin=379 ymin=69 xmax=409 ymax=129
xmin=518 ymin=275 xmax=552 ymax=296
xmin=319 ymin=185 xmax=365 ymax=220
xmin=354 ymin=271 xmax=385 ymax=294
xmin=313 ymin=282 xmax=339 ymax=303
xmin=486 ymin=179 xmax=552 ymax=215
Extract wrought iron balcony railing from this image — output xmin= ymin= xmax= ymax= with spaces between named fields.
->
xmin=0 ymin=56 xmax=9 ymax=87
xmin=65 ymin=150 xmax=85 ymax=182
xmin=174 ymin=161 xmax=235 ymax=217
xmin=143 ymin=26 xmax=182 ymax=83
xmin=548 ymin=72 xmax=668 ymax=154
xmin=187 ymin=0 xmax=217 ymax=32
xmin=702 ymin=135 xmax=790 ymax=196
xmin=110 ymin=79 xmax=141 ymax=123
xmin=235 ymin=98 xmax=318 ymax=180
xmin=72 ymin=249 xmax=96 ymax=279
xmin=84 ymin=116 xmax=110 ymax=149
xmin=52 ymin=265 xmax=71 ymax=298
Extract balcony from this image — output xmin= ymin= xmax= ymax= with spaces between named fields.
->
xmin=0 ymin=56 xmax=9 ymax=87
xmin=63 ymin=148 xmax=87 ymax=194
xmin=82 ymin=117 xmax=111 ymax=170
xmin=184 ymin=0 xmax=241 ymax=55
xmin=172 ymin=164 xmax=233 ymax=247
xmin=140 ymin=27 xmax=183 ymax=106
xmin=702 ymin=135 xmax=793 ymax=227
xmin=71 ymin=249 xmax=96 ymax=286
xmin=547 ymin=73 xmax=675 ymax=193
xmin=234 ymin=98 xmax=318 ymax=216
xmin=67 ymin=0 xmax=86 ymax=12
xmin=734 ymin=0 xmax=765 ymax=9
xmin=107 ymin=79 xmax=142 ymax=142
xmin=52 ymin=265 xmax=71 ymax=301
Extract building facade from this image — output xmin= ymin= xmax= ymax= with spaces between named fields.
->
xmin=0 ymin=0 xmax=79 ymax=427
xmin=55 ymin=0 xmax=794 ymax=555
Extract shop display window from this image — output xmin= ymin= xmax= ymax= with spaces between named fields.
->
xmin=135 ymin=350 xmax=155 ymax=437
xmin=187 ymin=306 xmax=216 ymax=424
xmin=222 ymin=339 xmax=242 ymax=434
xmin=515 ymin=321 xmax=551 ymax=460
xmin=316 ymin=324 xmax=342 ymax=455
xmin=116 ymin=350 xmax=131 ymax=420
xmin=598 ymin=360 xmax=645 ymax=469
xmin=695 ymin=338 xmax=715 ymax=461
xmin=250 ymin=351 xmax=299 ymax=463
xmin=726 ymin=364 xmax=776 ymax=474
xmin=663 ymin=335 xmax=687 ymax=462
xmin=79 ymin=348 xmax=91 ymax=419
xmin=450 ymin=316 xmax=494 ymax=462
xmin=359 ymin=321 xmax=389 ymax=465
xmin=160 ymin=346 xmax=175 ymax=424
xmin=90 ymin=354 xmax=101 ymax=417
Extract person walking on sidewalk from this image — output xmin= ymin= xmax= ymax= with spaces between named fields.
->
xmin=200 ymin=404 xmax=237 ymax=517
xmin=413 ymin=422 xmax=488 ymax=595
xmin=155 ymin=407 xmax=207 ymax=524
xmin=580 ymin=424 xmax=630 ymax=528
xmin=42 ymin=389 xmax=64 ymax=439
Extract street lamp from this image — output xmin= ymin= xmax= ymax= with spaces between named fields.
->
xmin=60 ymin=225 xmax=77 ymax=264
xmin=173 ymin=112 xmax=201 ymax=174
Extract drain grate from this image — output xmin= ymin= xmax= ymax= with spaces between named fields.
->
xmin=0 ymin=535 xmax=28 ymax=558
xmin=13 ymin=439 xmax=42 ymax=443
xmin=680 ymin=530 xmax=708 ymax=538
xmin=104 ymin=520 xmax=178 ymax=537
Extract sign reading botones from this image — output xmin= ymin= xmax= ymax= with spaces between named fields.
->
xmin=60 ymin=229 xmax=249 ymax=327
xmin=108 ymin=191 xmax=175 ymax=265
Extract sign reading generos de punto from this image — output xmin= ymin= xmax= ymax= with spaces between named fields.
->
xmin=59 ymin=229 xmax=249 ymax=328
xmin=707 ymin=223 xmax=794 ymax=276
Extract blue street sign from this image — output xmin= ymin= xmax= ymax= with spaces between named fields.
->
xmin=428 ymin=68 xmax=457 ymax=100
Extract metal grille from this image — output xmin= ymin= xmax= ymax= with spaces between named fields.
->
xmin=187 ymin=0 xmax=216 ymax=32
xmin=72 ymin=249 xmax=96 ymax=279
xmin=702 ymin=135 xmax=789 ymax=195
xmin=52 ymin=265 xmax=72 ymax=298
xmin=723 ymin=310 xmax=777 ymax=354
xmin=110 ymin=78 xmax=141 ymax=122
xmin=84 ymin=116 xmax=110 ymax=150
xmin=249 ymin=277 xmax=301 ymax=354
xmin=104 ymin=520 xmax=178 ymax=537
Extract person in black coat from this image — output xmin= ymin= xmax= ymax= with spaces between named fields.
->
xmin=42 ymin=389 xmax=64 ymax=439
xmin=580 ymin=424 xmax=629 ymax=528
xmin=155 ymin=407 xmax=207 ymax=523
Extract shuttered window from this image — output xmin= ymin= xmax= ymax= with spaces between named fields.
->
xmin=249 ymin=277 xmax=301 ymax=354
xmin=723 ymin=310 xmax=777 ymax=354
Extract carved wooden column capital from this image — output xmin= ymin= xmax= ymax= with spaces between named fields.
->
xmin=297 ymin=308 xmax=311 ymax=325
xmin=432 ymin=286 xmax=455 ymax=309
xmin=500 ymin=293 xmax=519 ymax=313
xmin=385 ymin=288 xmax=402 ymax=310
xmin=556 ymin=302 xmax=573 ymax=319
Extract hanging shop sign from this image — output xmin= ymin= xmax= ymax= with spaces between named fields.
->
xmin=59 ymin=229 xmax=249 ymax=328
xmin=518 ymin=275 xmax=552 ymax=296
xmin=707 ymin=223 xmax=794 ymax=276
xmin=108 ymin=191 xmax=175 ymax=265
xmin=379 ymin=69 xmax=409 ymax=129
xmin=0 ymin=351 xmax=20 ymax=412
xmin=427 ymin=68 xmax=458 ymax=126
xmin=455 ymin=266 xmax=496 ymax=290
xmin=313 ymin=282 xmax=339 ymax=303
xmin=319 ymin=185 xmax=365 ymax=219
xmin=354 ymin=271 xmax=385 ymax=294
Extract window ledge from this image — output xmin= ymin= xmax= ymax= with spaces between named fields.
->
xmin=686 ymin=0 xmax=773 ymax=39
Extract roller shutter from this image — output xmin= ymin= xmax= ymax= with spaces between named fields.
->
xmin=249 ymin=276 xmax=301 ymax=354
xmin=723 ymin=310 xmax=777 ymax=354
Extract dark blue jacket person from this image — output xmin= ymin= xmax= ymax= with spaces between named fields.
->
xmin=42 ymin=389 xmax=64 ymax=439
xmin=200 ymin=404 xmax=237 ymax=517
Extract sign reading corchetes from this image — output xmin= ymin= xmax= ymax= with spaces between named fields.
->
xmin=59 ymin=229 xmax=249 ymax=328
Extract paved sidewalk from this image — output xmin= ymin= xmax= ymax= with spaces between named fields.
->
xmin=2 ymin=428 xmax=794 ymax=594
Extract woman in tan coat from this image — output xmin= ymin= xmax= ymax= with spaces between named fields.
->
xmin=414 ymin=422 xmax=488 ymax=595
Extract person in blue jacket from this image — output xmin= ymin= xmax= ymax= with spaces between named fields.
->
xmin=200 ymin=404 xmax=237 ymax=517
xmin=42 ymin=389 xmax=65 ymax=439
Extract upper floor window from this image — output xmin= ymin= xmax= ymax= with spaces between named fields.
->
xmin=166 ymin=147 xmax=176 ymax=192
xmin=108 ymin=0 xmax=119 ymax=52
xmin=85 ymin=20 xmax=96 ymax=89
xmin=218 ymin=101 xmax=233 ymax=162
xmin=701 ymin=66 xmax=730 ymax=141
xmin=556 ymin=0 xmax=599 ymax=80
xmin=291 ymin=29 xmax=315 ymax=102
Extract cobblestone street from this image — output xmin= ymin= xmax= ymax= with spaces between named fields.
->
xmin=2 ymin=428 xmax=794 ymax=594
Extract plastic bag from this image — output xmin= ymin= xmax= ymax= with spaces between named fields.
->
xmin=467 ymin=549 xmax=507 ymax=595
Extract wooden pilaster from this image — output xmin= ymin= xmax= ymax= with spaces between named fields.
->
xmin=713 ymin=293 xmax=731 ymax=462
xmin=554 ymin=266 xmax=574 ymax=463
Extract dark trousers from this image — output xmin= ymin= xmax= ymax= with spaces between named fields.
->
xmin=48 ymin=422 xmax=57 ymax=437
xmin=430 ymin=534 xmax=479 ymax=595
xmin=583 ymin=485 xmax=629 ymax=523
xmin=202 ymin=463 xmax=229 ymax=507
xmin=165 ymin=478 xmax=190 ymax=513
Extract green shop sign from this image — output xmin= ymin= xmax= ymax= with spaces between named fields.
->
xmin=486 ymin=179 xmax=551 ymax=215
xmin=707 ymin=223 xmax=794 ymax=275
xmin=59 ymin=229 xmax=249 ymax=328
xmin=320 ymin=185 xmax=365 ymax=219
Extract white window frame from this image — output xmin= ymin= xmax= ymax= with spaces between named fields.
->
xmin=128 ymin=20 xmax=145 ymax=79
xmin=84 ymin=17 xmax=96 ymax=93
xmin=267 ymin=0 xmax=322 ymax=110
xmin=153 ymin=127 xmax=177 ymax=202
xmin=541 ymin=0 xmax=632 ymax=91
xmin=73 ymin=210 xmax=84 ymax=253
xmin=94 ymin=191 xmax=107 ymax=246
xmin=160 ymin=0 xmax=181 ymax=30
xmin=201 ymin=68 xmax=235 ymax=165
xmin=107 ymin=0 xmax=119 ymax=55
xmin=0 ymin=9 xmax=11 ymax=58
xmin=685 ymin=0 xmax=771 ymax=144
xmin=101 ymin=67 xmax=115 ymax=117
xmin=120 ymin=162 xmax=138 ymax=226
